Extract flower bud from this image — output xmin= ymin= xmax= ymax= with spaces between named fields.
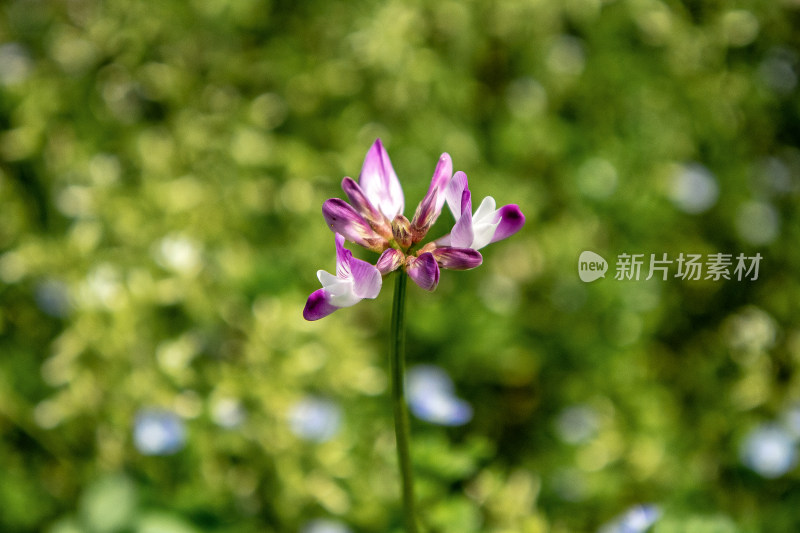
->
xmin=392 ymin=214 xmax=413 ymax=250
xmin=376 ymin=248 xmax=405 ymax=275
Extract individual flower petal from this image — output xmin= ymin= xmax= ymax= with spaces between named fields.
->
xmin=445 ymin=171 xmax=469 ymax=221
xmin=411 ymin=153 xmax=453 ymax=240
xmin=303 ymin=288 xmax=339 ymax=321
xmin=322 ymin=198 xmax=387 ymax=252
xmin=448 ymin=189 xmax=474 ymax=248
xmin=430 ymin=153 xmax=453 ymax=213
xmin=350 ymin=256 xmax=382 ymax=299
xmin=470 ymin=196 xmax=502 ymax=250
xmin=431 ymin=247 xmax=483 ymax=270
xmin=334 ymin=232 xmax=352 ymax=278
xmin=376 ymin=248 xmax=404 ymax=275
xmin=491 ymin=204 xmax=526 ymax=243
xmin=341 ymin=177 xmax=392 ymax=238
xmin=359 ymin=138 xmax=404 ymax=220
xmin=406 ymin=252 xmax=440 ymax=291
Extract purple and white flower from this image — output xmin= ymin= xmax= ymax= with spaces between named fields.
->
xmin=303 ymin=233 xmax=382 ymax=321
xmin=437 ymin=171 xmax=526 ymax=250
xmin=305 ymin=139 xmax=525 ymax=319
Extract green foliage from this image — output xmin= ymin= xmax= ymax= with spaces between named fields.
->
xmin=1 ymin=0 xmax=800 ymax=531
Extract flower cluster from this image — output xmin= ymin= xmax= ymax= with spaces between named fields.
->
xmin=303 ymin=139 xmax=525 ymax=321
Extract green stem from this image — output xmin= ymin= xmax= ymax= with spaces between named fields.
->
xmin=390 ymin=271 xmax=419 ymax=533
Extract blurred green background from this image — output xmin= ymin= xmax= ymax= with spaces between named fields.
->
xmin=1 ymin=0 xmax=800 ymax=532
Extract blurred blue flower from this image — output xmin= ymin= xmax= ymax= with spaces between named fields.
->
xmin=133 ymin=409 xmax=186 ymax=455
xmin=406 ymin=365 xmax=472 ymax=426
xmin=555 ymin=404 xmax=600 ymax=444
xmin=300 ymin=518 xmax=352 ymax=533
xmin=782 ymin=404 xmax=800 ymax=441
xmin=740 ymin=424 xmax=797 ymax=478
xmin=598 ymin=504 xmax=661 ymax=533
xmin=288 ymin=396 xmax=342 ymax=442
xmin=35 ymin=279 xmax=72 ymax=318
xmin=669 ymin=163 xmax=718 ymax=214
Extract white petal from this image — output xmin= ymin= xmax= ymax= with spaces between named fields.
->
xmin=470 ymin=196 xmax=500 ymax=250
xmin=317 ymin=270 xmax=360 ymax=307
xmin=470 ymin=219 xmax=501 ymax=250
xmin=328 ymin=283 xmax=360 ymax=307
xmin=472 ymin=196 xmax=497 ymax=224
xmin=317 ymin=270 xmax=339 ymax=287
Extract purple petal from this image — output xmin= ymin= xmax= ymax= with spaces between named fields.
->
xmin=341 ymin=177 xmax=392 ymax=238
xmin=334 ymin=233 xmax=352 ymax=278
xmin=322 ymin=199 xmax=387 ymax=252
xmin=406 ymin=252 xmax=440 ymax=291
xmin=411 ymin=153 xmax=453 ymax=236
xmin=490 ymin=204 xmax=525 ymax=243
xmin=448 ymin=190 xmax=474 ymax=248
xmin=445 ymin=171 xmax=469 ymax=220
xmin=303 ymin=288 xmax=339 ymax=321
xmin=359 ymin=139 xmax=404 ymax=220
xmin=349 ymin=256 xmax=382 ymax=299
xmin=460 ymin=188 xmax=472 ymax=215
xmin=430 ymin=153 xmax=453 ymax=213
xmin=432 ymin=247 xmax=483 ymax=270
xmin=377 ymin=248 xmax=404 ymax=275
